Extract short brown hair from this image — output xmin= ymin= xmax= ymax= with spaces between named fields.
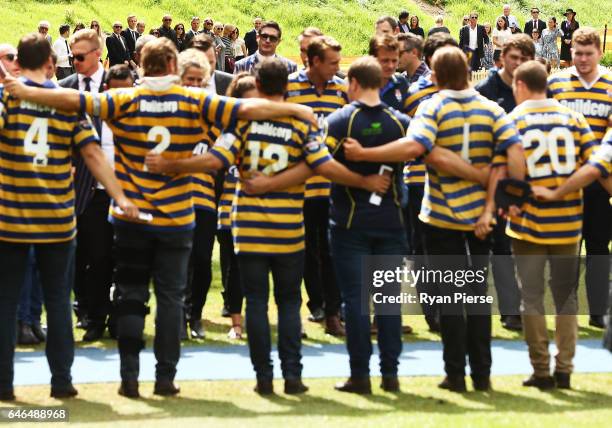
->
xmin=397 ymin=32 xmax=424 ymax=56
xmin=141 ymin=37 xmax=178 ymax=76
xmin=259 ymin=21 xmax=282 ymax=39
xmin=189 ymin=33 xmax=214 ymax=52
xmin=368 ymin=34 xmax=399 ymax=57
xmin=347 ymin=56 xmax=383 ymax=90
xmin=572 ymin=27 xmax=601 ymax=50
xmin=376 ymin=16 xmax=398 ymax=31
xmin=299 ymin=27 xmax=323 ymax=39
xmin=307 ymin=36 xmax=341 ymax=64
xmin=70 ymin=29 xmax=101 ymax=50
xmin=513 ymin=60 xmax=548 ymax=93
xmin=431 ymin=46 xmax=469 ymax=90
xmin=423 ymin=32 xmax=458 ymax=67
xmin=226 ymin=72 xmax=256 ymax=97
xmin=17 ymin=33 xmax=51 ymax=70
xmin=502 ymin=33 xmax=535 ymax=59
xmin=253 ymin=57 xmax=288 ymax=95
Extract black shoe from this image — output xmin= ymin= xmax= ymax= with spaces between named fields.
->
xmin=254 ymin=379 xmax=274 ymax=395
xmin=472 ymin=376 xmax=492 ymax=391
xmin=553 ymin=372 xmax=571 ymax=389
xmin=425 ymin=315 xmax=441 ymax=333
xmin=284 ymin=378 xmax=308 ymax=394
xmin=381 ymin=376 xmax=400 ymax=392
xmin=75 ymin=316 xmax=89 ymax=330
xmin=154 ymin=380 xmax=180 ymax=396
xmin=31 ymin=322 xmax=47 ymax=342
xmin=589 ymin=316 xmax=605 ymax=329
xmin=221 ymin=306 xmax=231 ymax=318
xmin=0 ymin=389 xmax=15 ymax=401
xmin=438 ymin=375 xmax=467 ymax=392
xmin=502 ymin=315 xmax=523 ymax=332
xmin=522 ymin=374 xmax=555 ymax=390
xmin=118 ymin=380 xmax=140 ymax=398
xmin=17 ymin=322 xmax=40 ymax=345
xmin=50 ymin=384 xmax=78 ymax=398
xmin=83 ymin=324 xmax=106 ymax=342
xmin=307 ymin=307 xmax=325 ymax=322
xmin=189 ymin=319 xmax=205 ymax=339
xmin=334 ymin=377 xmax=372 ymax=394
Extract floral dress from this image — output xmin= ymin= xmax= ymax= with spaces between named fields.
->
xmin=541 ymin=28 xmax=563 ymax=64
xmin=481 ymin=39 xmax=494 ymax=69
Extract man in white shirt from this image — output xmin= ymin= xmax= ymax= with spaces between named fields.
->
xmin=52 ymin=24 xmax=73 ymax=79
xmin=502 ymin=4 xmax=520 ymax=30
xmin=459 ymin=12 xmax=488 ymax=71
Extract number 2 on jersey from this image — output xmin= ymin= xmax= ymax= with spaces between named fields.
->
xmin=247 ymin=141 xmax=289 ymax=175
xmin=24 ymin=118 xmax=50 ymax=166
xmin=144 ymin=126 xmax=171 ymax=172
xmin=524 ymin=127 xmax=576 ymax=178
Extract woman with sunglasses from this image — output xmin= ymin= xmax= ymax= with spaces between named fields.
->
xmin=232 ymin=27 xmax=247 ymax=62
xmin=221 ymin=24 xmax=236 ymax=73
xmin=212 ymin=23 xmax=226 ymax=71
xmin=175 ymin=23 xmax=187 ymax=52
xmin=90 ymin=20 xmax=106 ymax=59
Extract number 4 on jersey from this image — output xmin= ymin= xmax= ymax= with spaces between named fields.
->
xmin=24 ymin=118 xmax=50 ymax=166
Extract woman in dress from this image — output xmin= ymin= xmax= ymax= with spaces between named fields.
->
xmin=232 ymin=27 xmax=247 ymax=62
xmin=560 ymin=9 xmax=579 ymax=67
xmin=541 ymin=17 xmax=563 ymax=69
xmin=221 ymin=24 xmax=236 ymax=73
xmin=174 ymin=23 xmax=187 ymax=52
xmin=492 ymin=16 xmax=511 ymax=67
xmin=481 ymin=23 xmax=494 ymax=70
xmin=409 ymin=15 xmax=425 ymax=38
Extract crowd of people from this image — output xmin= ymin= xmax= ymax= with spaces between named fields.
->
xmin=0 ymin=4 xmax=610 ymax=403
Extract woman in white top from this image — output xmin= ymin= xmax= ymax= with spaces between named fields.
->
xmin=492 ymin=16 xmax=511 ymax=67
xmin=531 ymin=29 xmax=544 ymax=58
xmin=232 ymin=27 xmax=247 ymax=61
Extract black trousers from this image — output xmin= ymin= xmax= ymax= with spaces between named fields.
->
xmin=74 ymin=190 xmax=114 ymax=326
xmin=424 ymin=223 xmax=492 ymax=378
xmin=583 ymin=182 xmax=612 ymax=316
xmin=218 ymin=229 xmax=243 ymax=314
xmin=490 ymin=216 xmax=522 ymax=316
xmin=303 ymin=198 xmax=341 ymax=316
xmin=186 ymin=209 xmax=216 ymax=321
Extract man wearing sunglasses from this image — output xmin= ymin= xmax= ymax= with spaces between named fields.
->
xmin=121 ymin=14 xmax=140 ymax=62
xmin=458 ymin=12 xmax=489 ymax=72
xmin=106 ymin=21 xmax=131 ymax=67
xmin=0 ymin=44 xmax=19 ymax=76
xmin=234 ymin=21 xmax=296 ymax=75
xmin=158 ymin=14 xmax=178 ymax=49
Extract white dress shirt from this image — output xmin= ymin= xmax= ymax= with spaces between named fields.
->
xmin=52 ymin=36 xmax=71 ymax=68
xmin=468 ymin=25 xmax=478 ymax=50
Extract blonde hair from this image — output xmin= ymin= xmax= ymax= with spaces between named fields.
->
xmin=223 ymin=24 xmax=236 ymax=37
xmin=573 ymin=27 xmax=602 ymax=50
xmin=178 ymin=48 xmax=211 ymax=82
xmin=70 ymin=29 xmax=101 ymax=50
xmin=432 ymin=46 xmax=469 ymax=90
xmin=141 ymin=37 xmax=178 ymax=76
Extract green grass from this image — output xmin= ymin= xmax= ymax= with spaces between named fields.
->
xmin=4 ymin=374 xmax=612 ymax=427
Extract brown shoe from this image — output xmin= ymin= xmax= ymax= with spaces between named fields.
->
xmin=118 ymin=380 xmax=140 ymax=398
xmin=254 ymin=379 xmax=274 ymax=395
xmin=50 ymin=384 xmax=78 ymax=398
xmin=522 ymin=374 xmax=555 ymax=390
xmin=284 ymin=378 xmax=309 ymax=394
xmin=154 ymin=380 xmax=180 ymax=396
xmin=381 ymin=376 xmax=400 ymax=392
xmin=438 ymin=375 xmax=466 ymax=392
xmin=334 ymin=377 xmax=372 ymax=394
xmin=325 ymin=315 xmax=345 ymax=336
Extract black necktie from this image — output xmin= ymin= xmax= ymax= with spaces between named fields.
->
xmin=84 ymin=77 xmax=91 ymax=92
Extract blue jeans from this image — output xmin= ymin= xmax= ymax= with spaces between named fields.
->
xmin=0 ymin=240 xmax=76 ymax=393
xmin=238 ymin=252 xmax=304 ymax=381
xmin=329 ymin=226 xmax=407 ymax=378
xmin=17 ymin=247 xmax=43 ymax=325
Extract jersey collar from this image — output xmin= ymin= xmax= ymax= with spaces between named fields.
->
xmin=439 ymin=88 xmax=479 ymax=99
xmin=519 ymin=99 xmax=560 ymax=109
xmin=568 ymin=65 xmax=604 ymax=90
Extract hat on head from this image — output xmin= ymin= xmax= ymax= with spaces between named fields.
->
xmin=564 ymin=8 xmax=576 ymax=16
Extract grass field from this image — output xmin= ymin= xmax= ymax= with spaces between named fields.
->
xmin=4 ymin=374 xmax=612 ymax=427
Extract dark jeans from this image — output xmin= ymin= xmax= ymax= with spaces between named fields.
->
xmin=186 ymin=209 xmax=216 ymax=321
xmin=466 ymin=48 xmax=482 ymax=71
xmin=0 ymin=240 xmax=75 ymax=393
xmin=74 ymin=190 xmax=114 ymax=326
xmin=238 ymin=252 xmax=304 ymax=381
xmin=218 ymin=229 xmax=242 ymax=314
xmin=583 ymin=182 xmax=612 ymax=316
xmin=424 ymin=224 xmax=492 ymax=378
xmin=304 ymin=198 xmax=341 ymax=316
xmin=17 ymin=247 xmax=43 ymax=325
xmin=330 ymin=226 xmax=407 ymax=378
xmin=491 ymin=215 xmax=521 ymax=316
xmin=113 ymin=225 xmax=192 ymax=382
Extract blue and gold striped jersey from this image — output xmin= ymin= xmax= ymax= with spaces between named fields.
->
xmin=80 ymin=84 xmax=240 ymax=231
xmin=285 ymin=69 xmax=348 ymax=199
xmin=589 ymin=128 xmax=612 ymax=174
xmin=507 ymin=99 xmax=602 ymax=244
xmin=408 ymin=88 xmax=521 ymax=231
xmin=192 ymin=126 xmax=220 ymax=213
xmin=0 ymin=79 xmax=99 ymax=243
xmin=402 ymin=75 xmax=439 ymax=186
xmin=217 ymin=165 xmax=239 ymax=230
xmin=548 ymin=67 xmax=611 ymax=142
xmin=209 ymin=117 xmax=332 ymax=255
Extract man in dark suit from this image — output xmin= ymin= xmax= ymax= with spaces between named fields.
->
xmin=106 ymin=21 xmax=130 ymax=66
xmin=185 ymin=17 xmax=201 ymax=44
xmin=158 ymin=15 xmax=178 ymax=48
xmin=459 ymin=12 xmax=488 ymax=71
xmin=398 ymin=11 xmax=410 ymax=33
xmin=121 ymin=14 xmax=140 ymax=61
xmin=523 ymin=8 xmax=546 ymax=36
xmin=244 ymin=17 xmax=262 ymax=56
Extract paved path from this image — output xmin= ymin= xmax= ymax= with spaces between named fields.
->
xmin=14 ymin=339 xmax=612 ymax=386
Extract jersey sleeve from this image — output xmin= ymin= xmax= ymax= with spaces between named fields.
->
xmin=323 ymin=110 xmax=347 ymax=155
xmin=492 ymin=108 xmax=521 ymax=153
xmin=0 ymin=88 xmax=6 ymax=130
xmin=200 ymin=92 xmax=242 ymax=130
xmin=583 ymin=122 xmax=610 ymax=177
xmin=405 ymin=99 xmax=438 ymax=153
xmin=72 ymin=114 xmax=100 ymax=150
xmin=302 ymin=125 xmax=332 ymax=169
xmin=209 ymin=121 xmax=244 ymax=168
xmin=79 ymin=88 xmax=136 ymax=120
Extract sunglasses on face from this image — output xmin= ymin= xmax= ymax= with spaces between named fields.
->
xmin=1 ymin=53 xmax=17 ymax=62
xmin=164 ymin=19 xmax=172 ymax=22
xmin=114 ymin=25 xmax=122 ymax=29
xmin=260 ymin=33 xmax=279 ymax=42
xmin=70 ymin=48 xmax=97 ymax=62
xmin=470 ymin=15 xmax=478 ymax=19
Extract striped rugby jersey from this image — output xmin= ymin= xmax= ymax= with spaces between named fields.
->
xmin=507 ymin=99 xmax=603 ymax=244
xmin=234 ymin=52 xmax=297 ymax=75
xmin=192 ymin=126 xmax=220 ymax=213
xmin=408 ymin=88 xmax=521 ymax=231
xmin=0 ymin=79 xmax=98 ymax=243
xmin=285 ymin=69 xmax=348 ymax=199
xmin=209 ymin=117 xmax=332 ymax=255
xmin=590 ymin=128 xmax=612 ymax=174
xmin=217 ymin=165 xmax=239 ymax=230
xmin=402 ymin=75 xmax=439 ymax=186
xmin=548 ymin=66 xmax=611 ymax=142
xmin=79 ymin=84 xmax=240 ymax=231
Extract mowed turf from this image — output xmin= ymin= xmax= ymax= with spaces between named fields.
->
xmin=4 ymin=374 xmax=612 ymax=428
